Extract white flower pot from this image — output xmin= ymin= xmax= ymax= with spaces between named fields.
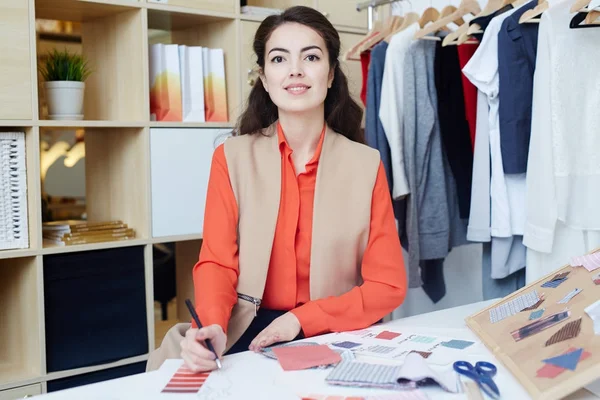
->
xmin=44 ymin=81 xmax=85 ymax=120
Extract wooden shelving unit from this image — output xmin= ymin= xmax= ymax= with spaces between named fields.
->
xmin=0 ymin=0 xmax=373 ymax=396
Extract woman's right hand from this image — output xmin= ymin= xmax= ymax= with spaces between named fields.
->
xmin=180 ymin=324 xmax=227 ymax=372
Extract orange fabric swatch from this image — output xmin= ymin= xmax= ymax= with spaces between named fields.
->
xmin=272 ymin=344 xmax=342 ymax=371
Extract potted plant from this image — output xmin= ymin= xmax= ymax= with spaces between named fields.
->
xmin=39 ymin=49 xmax=92 ymax=120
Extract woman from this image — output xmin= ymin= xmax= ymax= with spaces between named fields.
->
xmin=147 ymin=5 xmax=407 ymax=373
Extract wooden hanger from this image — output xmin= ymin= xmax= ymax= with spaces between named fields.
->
xmin=439 ymin=5 xmax=466 ymax=26
xmin=519 ymin=0 xmax=549 ymax=23
xmin=343 ymin=20 xmax=383 ymax=61
xmin=419 ymin=7 xmax=441 ymax=28
xmin=358 ymin=16 xmax=402 ymax=53
xmin=441 ymin=0 xmax=500 ymax=46
xmin=413 ymin=0 xmax=481 ymax=39
xmin=384 ymin=12 xmax=420 ymax=42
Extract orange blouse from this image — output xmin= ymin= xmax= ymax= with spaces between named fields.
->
xmin=193 ymin=123 xmax=407 ymax=338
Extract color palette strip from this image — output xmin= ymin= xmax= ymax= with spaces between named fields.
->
xmin=161 ymin=365 xmax=210 ymax=393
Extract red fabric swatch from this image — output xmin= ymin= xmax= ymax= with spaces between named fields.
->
xmin=272 ymin=344 xmax=342 ymax=371
xmin=536 ymin=347 xmax=591 ymax=378
xmin=375 ymin=330 xmax=401 ymax=340
xmin=161 ymin=365 xmax=210 ymax=393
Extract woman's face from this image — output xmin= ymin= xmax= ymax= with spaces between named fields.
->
xmin=260 ymin=22 xmax=334 ymax=115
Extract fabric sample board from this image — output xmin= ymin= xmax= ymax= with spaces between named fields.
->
xmin=441 ymin=340 xmax=475 ymax=350
xmin=537 ymin=347 xmax=592 ymax=378
xmin=529 ymin=309 xmax=545 ymax=320
xmin=272 ymin=344 xmax=342 ymax=371
xmin=489 ymin=290 xmax=540 ymax=323
xmin=542 ymin=348 xmax=584 ymax=371
xmin=161 ymin=365 xmax=210 ymax=393
xmin=557 ymin=288 xmax=582 ymax=304
xmin=545 ymin=317 xmax=582 ymax=346
xmin=571 ymin=253 xmax=600 ymax=272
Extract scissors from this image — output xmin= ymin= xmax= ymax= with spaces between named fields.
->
xmin=453 ymin=360 xmax=501 ymax=399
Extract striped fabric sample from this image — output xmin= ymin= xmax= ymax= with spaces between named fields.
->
xmin=161 ymin=365 xmax=210 ymax=393
xmin=557 ymin=288 xmax=582 ymax=304
xmin=571 ymin=253 xmax=600 ymax=272
xmin=326 ymin=360 xmax=405 ymax=390
xmin=409 ymin=351 xmax=432 ymax=359
xmin=489 ymin=290 xmax=539 ymax=323
xmin=545 ymin=317 xmax=582 ymax=346
xmin=541 ymin=278 xmax=567 ymax=288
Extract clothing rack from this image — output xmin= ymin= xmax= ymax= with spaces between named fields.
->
xmin=356 ymin=0 xmax=404 ymax=30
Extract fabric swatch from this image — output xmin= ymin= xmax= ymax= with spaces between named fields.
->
xmin=273 ymin=344 xmax=342 ymax=371
xmin=333 ymin=341 xmax=362 ymax=349
xmin=365 ymin=345 xmax=397 ymax=354
xmin=161 ymin=364 xmax=210 ymax=393
xmin=537 ymin=347 xmax=592 ymax=378
xmin=529 ymin=309 xmax=545 ymax=320
xmin=571 ymin=253 xmax=600 ymax=272
xmin=489 ymin=290 xmax=540 ymax=323
xmin=326 ymin=353 xmax=460 ymax=393
xmin=376 ymin=331 xmax=402 ymax=340
xmin=441 ymin=339 xmax=475 ymax=350
xmin=511 ymin=310 xmax=571 ymax=342
xmin=410 ymin=351 xmax=432 ymax=359
xmin=541 ymin=278 xmax=567 ymax=288
xmin=557 ymin=288 xmax=582 ymax=304
xmin=411 ymin=335 xmax=437 ymax=344
xmin=542 ymin=348 xmax=584 ymax=371
xmin=545 ymin=317 xmax=582 ymax=346
xmin=593 ymin=272 xmax=600 ymax=285
xmin=549 ymin=271 xmax=570 ymax=281
xmin=521 ymin=297 xmax=545 ymax=312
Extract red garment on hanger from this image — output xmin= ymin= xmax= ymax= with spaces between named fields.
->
xmin=360 ymin=51 xmax=371 ymax=106
xmin=457 ymin=43 xmax=479 ymax=151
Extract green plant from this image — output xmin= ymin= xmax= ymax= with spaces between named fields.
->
xmin=39 ymin=48 xmax=92 ymax=82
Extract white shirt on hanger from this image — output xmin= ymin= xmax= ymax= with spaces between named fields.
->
xmin=525 ymin=0 xmax=600 ymax=254
xmin=378 ymin=23 xmax=419 ymax=200
xmin=462 ymin=5 xmax=527 ymax=239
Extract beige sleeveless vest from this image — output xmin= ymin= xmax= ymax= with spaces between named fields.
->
xmin=221 ymin=121 xmax=381 ymax=351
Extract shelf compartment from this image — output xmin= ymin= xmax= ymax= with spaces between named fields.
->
xmin=149 ymin=127 xmax=227 ymax=238
xmin=40 ymin=127 xmax=149 ymax=249
xmin=35 ymin=0 xmax=142 ymax=22
xmin=43 ymin=246 xmax=149 ymax=373
xmin=146 ymin=0 xmax=237 ymax=16
xmin=0 ymin=0 xmax=34 ymax=120
xmin=147 ymin=3 xmax=236 ymax=31
xmin=39 ymin=120 xmax=147 ymax=128
xmin=35 ymin=8 xmax=146 ymax=122
xmin=0 ymin=127 xmax=41 ymax=253
xmin=147 ymin=19 xmax=239 ymax=124
xmin=0 ymin=257 xmax=43 ymax=387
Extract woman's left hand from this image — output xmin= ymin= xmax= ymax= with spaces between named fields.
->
xmin=249 ymin=312 xmax=302 ymax=351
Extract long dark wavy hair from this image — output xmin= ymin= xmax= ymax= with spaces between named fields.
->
xmin=233 ymin=6 xmax=364 ymax=144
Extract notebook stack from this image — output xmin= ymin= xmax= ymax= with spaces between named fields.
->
xmin=42 ymin=220 xmax=136 ymax=246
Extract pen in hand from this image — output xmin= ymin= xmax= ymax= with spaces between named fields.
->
xmin=185 ymin=299 xmax=222 ymax=370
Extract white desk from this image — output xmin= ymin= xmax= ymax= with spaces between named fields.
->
xmin=36 ymin=300 xmax=600 ymax=400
